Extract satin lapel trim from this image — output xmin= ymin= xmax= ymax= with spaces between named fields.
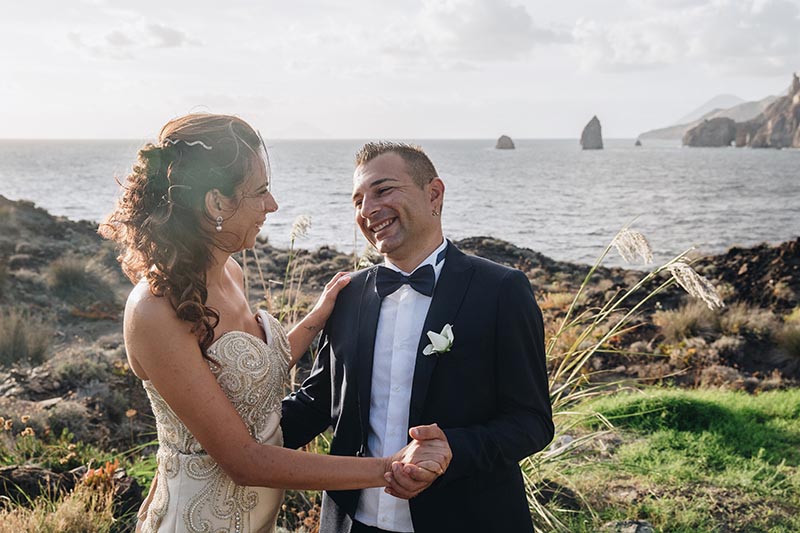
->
xmin=356 ymin=267 xmax=382 ymax=442
xmin=408 ymin=246 xmax=474 ymax=429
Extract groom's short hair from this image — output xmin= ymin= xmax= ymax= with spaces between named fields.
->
xmin=355 ymin=141 xmax=438 ymax=189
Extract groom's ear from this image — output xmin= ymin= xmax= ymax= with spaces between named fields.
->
xmin=428 ymin=177 xmax=445 ymax=206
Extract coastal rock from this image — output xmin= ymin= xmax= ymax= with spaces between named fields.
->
xmin=682 ymin=117 xmax=736 ymax=147
xmin=0 ymin=466 xmax=76 ymax=504
xmin=696 ymin=237 xmax=800 ymax=313
xmin=735 ymin=118 xmax=764 ymax=147
xmin=634 ymin=139 xmax=642 ymax=146
xmin=495 ymin=135 xmax=515 ymax=149
xmin=747 ymin=73 xmax=800 ymax=148
xmin=580 ymin=116 xmax=603 ymax=150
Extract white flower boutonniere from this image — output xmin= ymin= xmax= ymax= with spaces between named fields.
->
xmin=423 ymin=324 xmax=454 ymax=356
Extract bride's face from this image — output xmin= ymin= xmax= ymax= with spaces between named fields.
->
xmin=220 ymin=154 xmax=278 ymax=250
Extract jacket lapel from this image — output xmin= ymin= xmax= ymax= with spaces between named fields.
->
xmin=356 ymin=266 xmax=381 ymax=448
xmin=408 ymin=243 xmax=474 ymax=429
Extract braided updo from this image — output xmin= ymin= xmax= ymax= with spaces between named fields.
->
xmin=100 ymin=113 xmax=263 ymax=358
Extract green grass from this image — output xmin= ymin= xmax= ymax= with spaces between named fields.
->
xmin=555 ymin=388 xmax=800 ymax=532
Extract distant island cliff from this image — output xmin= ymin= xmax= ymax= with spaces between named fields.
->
xmin=683 ymin=73 xmax=800 ymax=148
xmin=639 ymin=73 xmax=800 ymax=145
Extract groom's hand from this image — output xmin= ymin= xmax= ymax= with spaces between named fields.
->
xmin=385 ymin=423 xmax=451 ymax=499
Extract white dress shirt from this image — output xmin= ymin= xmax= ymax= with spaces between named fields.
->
xmin=354 ymin=239 xmax=448 ymax=532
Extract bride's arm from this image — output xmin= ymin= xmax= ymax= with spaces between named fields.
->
xmin=285 ymin=272 xmax=350 ymax=368
xmin=227 ymin=257 xmax=349 ymax=369
xmin=125 ymin=290 xmax=448 ymax=490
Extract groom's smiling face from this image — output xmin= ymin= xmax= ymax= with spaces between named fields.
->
xmin=352 ymin=152 xmax=442 ymax=268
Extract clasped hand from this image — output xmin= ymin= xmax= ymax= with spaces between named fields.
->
xmin=384 ymin=423 xmax=451 ymax=499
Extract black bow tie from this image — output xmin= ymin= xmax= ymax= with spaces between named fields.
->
xmin=376 ymin=264 xmax=435 ymax=298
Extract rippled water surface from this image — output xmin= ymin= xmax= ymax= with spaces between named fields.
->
xmin=1 ymin=139 xmax=797 ymax=265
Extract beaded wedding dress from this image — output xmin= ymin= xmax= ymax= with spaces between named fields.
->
xmin=137 ymin=310 xmax=290 ymax=533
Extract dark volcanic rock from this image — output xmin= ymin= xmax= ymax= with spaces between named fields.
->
xmin=580 ymin=116 xmax=603 ymax=150
xmin=495 ymin=135 xmax=515 ymax=149
xmin=0 ymin=466 xmax=76 ymax=504
xmin=696 ymin=238 xmax=800 ymax=312
xmin=682 ymin=117 xmax=737 ymax=147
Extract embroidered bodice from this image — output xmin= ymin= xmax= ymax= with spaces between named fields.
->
xmin=139 ymin=310 xmax=290 ymax=533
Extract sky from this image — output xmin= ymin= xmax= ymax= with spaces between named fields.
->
xmin=1 ymin=0 xmax=799 ymax=139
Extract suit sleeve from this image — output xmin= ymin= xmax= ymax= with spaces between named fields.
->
xmin=439 ymin=269 xmax=554 ymax=484
xmin=280 ymin=330 xmax=335 ymax=449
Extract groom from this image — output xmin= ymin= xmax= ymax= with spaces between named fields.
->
xmin=281 ymin=142 xmax=553 ymax=532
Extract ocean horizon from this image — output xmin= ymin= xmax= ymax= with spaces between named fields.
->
xmin=1 ymin=138 xmax=798 ymax=266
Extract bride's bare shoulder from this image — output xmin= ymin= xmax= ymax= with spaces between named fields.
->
xmin=125 ymin=281 xmax=181 ymax=333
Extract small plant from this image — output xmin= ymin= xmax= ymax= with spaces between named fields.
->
xmin=719 ymin=302 xmax=779 ymax=339
xmin=0 ymin=259 xmax=8 ymax=298
xmin=82 ymin=459 xmax=120 ymax=490
xmin=653 ymin=300 xmax=719 ymax=343
xmin=47 ymin=254 xmax=117 ymax=307
xmin=0 ymin=481 xmax=116 ymax=533
xmin=0 ymin=307 xmax=51 ymax=367
xmin=776 ymin=324 xmax=800 ymax=362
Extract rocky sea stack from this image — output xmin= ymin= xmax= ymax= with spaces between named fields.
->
xmin=495 ymin=135 xmax=515 ymax=149
xmin=580 ymin=116 xmax=603 ymax=150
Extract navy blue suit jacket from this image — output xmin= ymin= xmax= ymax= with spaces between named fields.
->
xmin=281 ymin=242 xmax=554 ymax=532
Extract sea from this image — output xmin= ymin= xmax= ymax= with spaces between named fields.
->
xmin=0 ymin=138 xmax=798 ymax=267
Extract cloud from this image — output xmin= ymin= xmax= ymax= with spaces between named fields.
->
xmin=68 ymin=20 xmax=198 ymax=60
xmin=572 ymin=17 xmax=681 ymax=72
xmin=146 ymin=23 xmax=192 ymax=48
xmin=417 ymin=0 xmax=571 ymax=61
xmin=348 ymin=0 xmax=570 ymax=69
xmin=105 ymin=30 xmax=134 ymax=48
xmin=572 ymin=0 xmax=800 ymax=76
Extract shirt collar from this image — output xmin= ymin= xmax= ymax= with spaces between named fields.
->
xmin=383 ymin=238 xmax=448 ymax=284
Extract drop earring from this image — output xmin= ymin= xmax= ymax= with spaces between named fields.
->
xmin=215 ymin=215 xmax=224 ymax=232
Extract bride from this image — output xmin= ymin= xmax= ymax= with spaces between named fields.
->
xmin=100 ymin=113 xmax=450 ymax=532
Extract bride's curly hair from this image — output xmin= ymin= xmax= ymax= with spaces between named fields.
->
xmin=100 ymin=114 xmax=263 ymax=358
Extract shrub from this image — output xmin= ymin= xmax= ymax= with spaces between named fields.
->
xmin=0 ymin=307 xmax=51 ymax=367
xmin=776 ymin=325 xmax=800 ymax=368
xmin=0 ymin=260 xmax=7 ymax=298
xmin=46 ymin=254 xmax=117 ymax=307
xmin=719 ymin=302 xmax=779 ymax=340
xmin=0 ymin=482 xmax=115 ymax=533
xmin=45 ymin=401 xmax=104 ymax=445
xmin=53 ymin=356 xmax=111 ymax=389
xmin=653 ymin=300 xmax=719 ymax=343
xmin=785 ymin=307 xmax=800 ymax=325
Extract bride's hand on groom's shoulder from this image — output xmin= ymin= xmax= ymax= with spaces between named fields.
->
xmin=383 ymin=423 xmax=451 ymax=499
xmin=309 ymin=272 xmax=351 ymax=321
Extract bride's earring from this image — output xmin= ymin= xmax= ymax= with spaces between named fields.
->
xmin=215 ymin=199 xmax=224 ymax=232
